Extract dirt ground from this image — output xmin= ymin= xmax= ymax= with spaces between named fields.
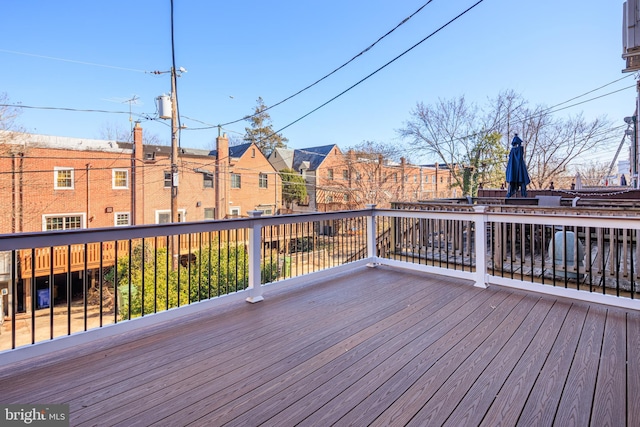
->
xmin=0 ymin=288 xmax=116 ymax=352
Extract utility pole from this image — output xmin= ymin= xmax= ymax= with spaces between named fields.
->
xmin=153 ymin=67 xmax=185 ymax=222
xmin=171 ymin=67 xmax=179 ymax=223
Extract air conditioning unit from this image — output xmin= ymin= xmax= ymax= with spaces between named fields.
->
xmin=623 ymin=0 xmax=640 ymax=71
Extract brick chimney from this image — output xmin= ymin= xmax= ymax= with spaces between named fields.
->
xmin=132 ymin=122 xmax=144 ymax=224
xmin=216 ymin=133 xmax=230 ymax=219
xmin=133 ymin=121 xmax=143 ymax=160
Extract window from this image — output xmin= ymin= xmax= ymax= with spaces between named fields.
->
xmin=44 ymin=214 xmax=83 ymax=231
xmin=164 ymin=172 xmax=172 ymax=188
xmin=115 ymin=212 xmax=130 ymax=226
xmin=342 ymin=170 xmax=349 ymax=180
xmin=204 ymin=208 xmax=215 ymax=219
xmin=327 ymin=169 xmax=334 ymax=180
xmin=259 ymin=173 xmax=268 ymax=188
xmin=203 ymin=173 xmax=214 ymax=189
xmin=257 ymin=208 xmax=272 ymax=215
xmin=432 ymin=175 xmax=436 ymax=184
xmin=112 ymin=169 xmax=129 ymax=189
xmin=229 ymin=207 xmax=241 ymax=217
xmin=326 ymin=195 xmax=334 ymax=203
xmin=54 ymin=168 xmax=74 ymax=189
xmin=356 ymin=172 xmax=362 ymax=181
xmin=251 ymin=148 xmax=256 ymax=158
xmin=156 ymin=210 xmax=185 ymax=223
xmin=413 ymin=175 xmax=417 ymax=183
xmin=394 ymin=173 xmax=398 ymax=183
xmin=231 ymin=173 xmax=241 ymax=189
xmin=343 ymin=194 xmax=349 ymax=202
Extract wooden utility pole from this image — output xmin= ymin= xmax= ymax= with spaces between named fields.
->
xmin=171 ymin=67 xmax=179 ymax=223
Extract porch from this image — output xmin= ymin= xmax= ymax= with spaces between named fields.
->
xmin=0 ymin=265 xmax=637 ymax=426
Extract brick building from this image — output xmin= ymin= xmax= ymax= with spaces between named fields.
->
xmin=0 ymin=125 xmax=281 ymax=315
xmin=0 ymin=124 xmax=281 ymax=234
xmin=268 ymin=145 xmax=457 ymax=211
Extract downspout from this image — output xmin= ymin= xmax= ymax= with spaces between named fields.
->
xmin=11 ymin=154 xmax=15 ymax=233
xmin=86 ymin=163 xmax=91 ymax=228
xmin=19 ymin=153 xmax=24 ymax=232
xmin=131 ymin=144 xmax=136 ymax=225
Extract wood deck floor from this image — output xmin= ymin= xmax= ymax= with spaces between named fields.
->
xmin=0 ymin=265 xmax=638 ymax=426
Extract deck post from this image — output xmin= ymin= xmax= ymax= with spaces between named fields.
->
xmin=473 ymin=206 xmax=488 ymax=288
xmin=246 ymin=211 xmax=264 ymax=303
xmin=366 ymin=204 xmax=377 ymax=267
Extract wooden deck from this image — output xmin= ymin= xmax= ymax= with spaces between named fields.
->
xmin=0 ymin=266 xmax=638 ymax=426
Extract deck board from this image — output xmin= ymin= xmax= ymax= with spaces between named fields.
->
xmin=591 ymin=309 xmax=627 ymax=426
xmin=0 ymin=265 xmax=636 ymax=426
xmin=628 ymin=310 xmax=640 ymax=427
xmin=555 ymin=306 xmax=606 ymax=426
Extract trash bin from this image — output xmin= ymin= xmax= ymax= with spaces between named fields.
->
xmin=37 ymin=289 xmax=50 ymax=309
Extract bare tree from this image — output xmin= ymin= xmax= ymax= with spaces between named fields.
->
xmin=99 ymin=121 xmax=167 ymax=145
xmin=99 ymin=121 xmax=132 ymax=142
xmin=516 ymin=112 xmax=614 ymax=189
xmin=325 ymin=141 xmax=422 ymax=207
xmin=402 ymin=91 xmax=619 ymax=194
xmin=0 ymin=93 xmax=25 ymax=152
xmin=399 ymin=96 xmax=505 ymax=196
xmin=572 ymin=161 xmax=610 ymax=187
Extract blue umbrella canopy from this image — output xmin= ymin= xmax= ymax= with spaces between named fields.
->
xmin=505 ymin=134 xmax=530 ymax=197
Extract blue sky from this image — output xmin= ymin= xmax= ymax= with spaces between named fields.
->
xmin=0 ymin=1 xmax=634 ymax=165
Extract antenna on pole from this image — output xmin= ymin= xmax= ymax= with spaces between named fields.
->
xmin=124 ymin=95 xmax=141 ymax=135
xmin=101 ymin=95 xmax=143 ymax=141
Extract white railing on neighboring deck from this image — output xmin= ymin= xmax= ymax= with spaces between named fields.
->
xmin=0 ymin=205 xmax=639 ymax=360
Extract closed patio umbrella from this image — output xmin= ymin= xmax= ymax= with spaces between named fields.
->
xmin=505 ymin=134 xmax=530 ymax=197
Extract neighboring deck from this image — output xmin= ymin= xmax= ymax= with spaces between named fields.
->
xmin=1 ymin=266 xmax=638 ymax=426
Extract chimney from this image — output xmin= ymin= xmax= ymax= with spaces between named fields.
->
xmin=132 ymin=122 xmax=144 ymax=225
xmin=216 ymin=133 xmax=230 ymax=219
xmin=134 ymin=122 xmax=144 ymax=162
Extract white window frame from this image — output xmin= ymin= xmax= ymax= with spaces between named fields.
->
xmin=54 ymin=167 xmax=74 ymax=190
xmin=42 ymin=213 xmax=85 ymax=231
xmin=155 ymin=209 xmax=186 ymax=224
xmin=114 ymin=212 xmax=131 ymax=226
xmin=112 ymin=169 xmax=129 ymax=189
xmin=229 ymin=206 xmax=241 ymax=216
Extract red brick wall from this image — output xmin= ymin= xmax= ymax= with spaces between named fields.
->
xmin=0 ymin=145 xmax=132 ymax=233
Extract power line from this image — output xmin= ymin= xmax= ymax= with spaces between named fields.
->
xmin=0 ymin=48 xmax=147 ymax=73
xmin=219 ymin=0 xmax=438 ymax=127
xmin=0 ymin=104 xmax=137 ymax=116
xmin=268 ymin=0 xmax=486 ymax=139
xmin=538 ymin=74 xmax=634 ymax=115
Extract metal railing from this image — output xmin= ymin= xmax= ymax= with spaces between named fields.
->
xmin=1 ymin=206 xmax=639 ymax=354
